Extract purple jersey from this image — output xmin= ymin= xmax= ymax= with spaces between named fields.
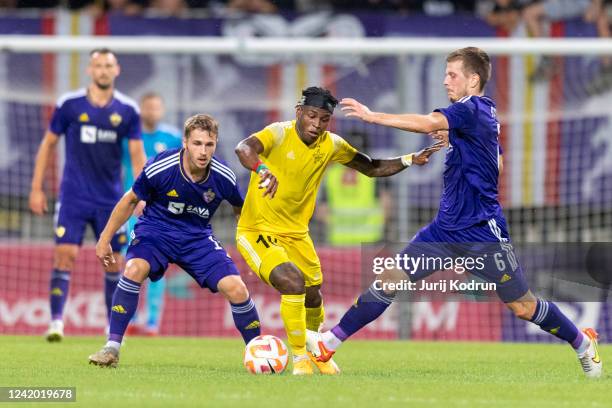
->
xmin=132 ymin=148 xmax=243 ymax=236
xmin=49 ymin=89 xmax=141 ymax=208
xmin=434 ymin=95 xmax=502 ymax=230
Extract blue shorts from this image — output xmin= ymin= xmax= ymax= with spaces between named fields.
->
xmin=54 ymin=200 xmax=127 ymax=251
xmin=401 ymin=215 xmax=529 ymax=303
xmin=126 ymin=226 xmax=239 ymax=292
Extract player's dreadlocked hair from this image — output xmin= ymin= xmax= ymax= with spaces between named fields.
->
xmin=297 ymin=87 xmax=339 ymax=113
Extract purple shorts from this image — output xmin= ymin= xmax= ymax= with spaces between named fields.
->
xmin=126 ymin=225 xmax=239 ymax=292
xmin=401 ymin=215 xmax=529 ymax=303
xmin=54 ymin=200 xmax=127 ymax=251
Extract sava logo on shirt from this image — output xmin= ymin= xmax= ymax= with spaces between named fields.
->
xmin=187 ymin=205 xmax=210 ymax=219
xmin=166 ymin=202 xmax=209 ymax=218
xmin=80 ymin=125 xmax=117 ymax=143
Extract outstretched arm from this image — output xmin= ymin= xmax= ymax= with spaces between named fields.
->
xmin=235 ymin=135 xmax=278 ymax=198
xmin=341 ymin=98 xmax=449 ymax=134
xmin=345 ymin=142 xmax=445 ymax=177
xmin=95 ymin=190 xmax=140 ymax=267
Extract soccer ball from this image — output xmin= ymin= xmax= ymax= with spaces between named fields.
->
xmin=243 ymin=335 xmax=289 ymax=374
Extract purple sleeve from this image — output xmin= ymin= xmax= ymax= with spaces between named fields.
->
xmin=226 ymin=180 xmax=244 ymax=208
xmin=126 ymin=110 xmax=142 ymax=140
xmin=49 ymin=105 xmax=70 ymax=136
xmin=131 ymin=158 xmax=155 ymax=201
xmin=434 ymin=101 xmax=473 ymax=134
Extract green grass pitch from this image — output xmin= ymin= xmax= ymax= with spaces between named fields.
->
xmin=1 ymin=335 xmax=610 ymax=408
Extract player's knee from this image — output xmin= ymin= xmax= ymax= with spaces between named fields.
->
xmin=507 ymin=301 xmax=535 ymax=321
xmin=54 ymin=257 xmax=76 ymax=271
xmin=123 ymin=259 xmax=150 ymax=283
xmin=377 ymin=269 xmax=404 ymax=298
xmin=277 ymin=275 xmax=305 ymax=295
xmin=305 ymin=286 xmax=322 ymax=308
xmin=270 ymin=264 xmax=305 ymax=295
xmin=218 ymin=276 xmax=249 ymax=303
xmin=54 ymin=245 xmax=78 ymax=270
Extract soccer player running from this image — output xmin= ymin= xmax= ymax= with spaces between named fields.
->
xmin=122 ymin=92 xmax=182 ymax=336
xmin=88 ymin=114 xmax=261 ymax=367
xmin=234 ymin=87 xmax=443 ymax=375
xmin=29 ymin=48 xmax=146 ymax=342
xmin=306 ymin=47 xmax=602 ymax=379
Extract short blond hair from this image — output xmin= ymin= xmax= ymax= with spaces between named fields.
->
xmin=183 ymin=114 xmax=218 ymax=139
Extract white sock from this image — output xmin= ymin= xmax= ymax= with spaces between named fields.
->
xmin=322 ymin=331 xmax=342 ymax=350
xmin=105 ymin=341 xmax=121 ymax=351
xmin=50 ymin=319 xmax=63 ymax=328
xmin=575 ymin=333 xmax=590 ymax=356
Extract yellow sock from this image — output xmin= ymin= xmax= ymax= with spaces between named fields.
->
xmin=280 ymin=294 xmax=306 ymax=355
xmin=305 ymin=302 xmax=324 ymax=332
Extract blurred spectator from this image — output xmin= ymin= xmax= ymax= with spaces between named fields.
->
xmin=149 ymin=0 xmax=187 ymax=15
xmin=3 ymin=0 xmax=58 ymax=7
xmin=105 ymin=0 xmax=145 ymax=14
xmin=422 ymin=0 xmax=476 ymax=15
xmin=523 ymin=0 xmax=591 ymax=37
xmin=328 ymin=0 xmax=424 ymax=13
xmin=523 ymin=0 xmax=592 ymax=80
xmin=227 ymin=0 xmax=282 ymax=13
xmin=64 ymin=0 xmax=145 ymax=14
xmin=483 ymin=0 xmax=531 ymax=33
xmin=295 ymin=0 xmax=331 ymax=12
xmin=451 ymin=0 xmax=476 ymax=13
xmin=585 ymin=0 xmax=612 ymax=94
xmin=185 ymin=0 xmax=216 ymax=9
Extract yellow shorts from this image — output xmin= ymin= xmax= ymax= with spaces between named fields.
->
xmin=236 ymin=229 xmax=322 ymax=287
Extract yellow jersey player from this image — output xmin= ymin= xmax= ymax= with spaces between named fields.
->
xmin=234 ymin=87 xmax=442 ymax=375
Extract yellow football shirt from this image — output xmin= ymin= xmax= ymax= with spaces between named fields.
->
xmin=238 ymin=120 xmax=357 ymax=236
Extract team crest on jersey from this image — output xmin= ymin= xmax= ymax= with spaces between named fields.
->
xmin=109 ymin=112 xmax=122 ymax=127
xmin=313 ymin=148 xmax=325 ymax=164
xmin=78 ymin=113 xmax=89 ymax=122
xmin=203 ymin=188 xmax=216 ymax=203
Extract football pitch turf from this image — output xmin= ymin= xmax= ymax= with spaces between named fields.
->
xmin=1 ymin=336 xmax=610 ymax=408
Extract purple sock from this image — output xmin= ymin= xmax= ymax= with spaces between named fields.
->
xmin=50 ymin=269 xmax=71 ymax=320
xmin=530 ymin=299 xmax=582 ymax=347
xmin=333 ymin=284 xmax=394 ymax=341
xmin=105 ymin=272 xmax=120 ymax=322
xmin=230 ymin=297 xmax=261 ymax=344
xmin=108 ymin=276 xmax=141 ymax=344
